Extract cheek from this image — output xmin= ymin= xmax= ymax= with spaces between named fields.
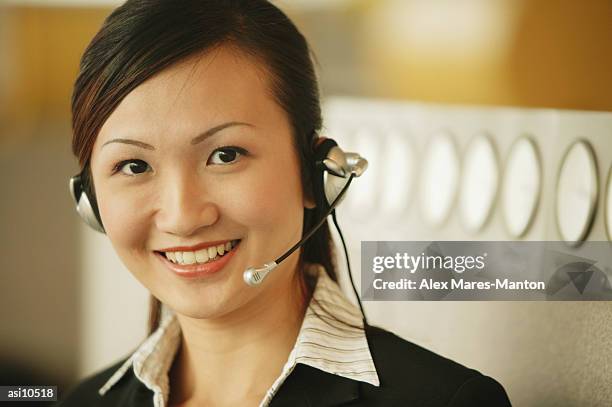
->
xmin=97 ymin=184 xmax=152 ymax=253
xmin=221 ymin=158 xmax=304 ymax=230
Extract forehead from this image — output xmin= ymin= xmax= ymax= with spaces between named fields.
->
xmin=96 ymin=45 xmax=282 ymax=145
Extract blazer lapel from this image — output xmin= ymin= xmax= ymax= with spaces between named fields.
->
xmin=269 ymin=364 xmax=361 ymax=407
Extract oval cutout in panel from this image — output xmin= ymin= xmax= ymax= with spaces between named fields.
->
xmin=380 ymin=128 xmax=416 ymax=216
xmin=345 ymin=126 xmax=382 ymax=217
xmin=555 ymin=140 xmax=599 ymax=245
xmin=419 ymin=130 xmax=460 ymax=227
xmin=502 ymin=136 xmax=542 ymax=238
xmin=459 ymin=133 xmax=499 ymax=234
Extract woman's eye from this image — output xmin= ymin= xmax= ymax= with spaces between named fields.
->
xmin=207 ymin=146 xmax=247 ymax=166
xmin=113 ymin=159 xmax=150 ymax=176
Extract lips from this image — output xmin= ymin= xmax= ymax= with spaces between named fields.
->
xmin=155 ymin=239 xmax=241 ymax=278
xmin=157 ymin=240 xmax=240 ymax=265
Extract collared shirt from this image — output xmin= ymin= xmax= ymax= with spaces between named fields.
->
xmin=97 ymin=263 xmax=380 ymax=407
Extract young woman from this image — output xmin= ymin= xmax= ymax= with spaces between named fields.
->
xmin=59 ymin=1 xmax=511 ymax=406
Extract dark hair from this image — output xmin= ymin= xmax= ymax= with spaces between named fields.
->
xmin=72 ymin=0 xmax=360 ymax=334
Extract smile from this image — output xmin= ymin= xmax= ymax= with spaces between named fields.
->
xmin=161 ymin=239 xmax=240 ymax=265
xmin=155 ymin=240 xmax=242 ymax=278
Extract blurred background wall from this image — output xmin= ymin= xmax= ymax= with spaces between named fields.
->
xmin=0 ymin=0 xmax=610 ymax=405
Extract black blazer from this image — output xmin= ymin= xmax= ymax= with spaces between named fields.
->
xmin=57 ymin=324 xmax=512 ymax=406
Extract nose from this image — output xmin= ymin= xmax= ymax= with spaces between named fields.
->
xmin=155 ymin=171 xmax=219 ymax=237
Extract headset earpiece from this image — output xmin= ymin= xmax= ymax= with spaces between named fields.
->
xmin=69 ymin=170 xmax=106 ymax=234
xmin=312 ymin=137 xmax=358 ymax=213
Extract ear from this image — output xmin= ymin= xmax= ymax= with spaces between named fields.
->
xmin=304 ymin=194 xmax=316 ymax=209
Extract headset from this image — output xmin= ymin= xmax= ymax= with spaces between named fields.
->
xmin=69 ymin=136 xmax=369 ymax=324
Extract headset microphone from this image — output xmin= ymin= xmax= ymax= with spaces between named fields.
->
xmin=243 ymin=172 xmax=356 ymax=286
xmin=243 ymin=137 xmax=367 ymax=286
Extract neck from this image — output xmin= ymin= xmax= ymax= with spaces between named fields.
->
xmin=168 ymin=258 xmax=311 ymax=406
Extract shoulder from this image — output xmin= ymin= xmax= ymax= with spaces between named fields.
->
xmin=57 ymin=357 xmax=131 ymax=406
xmin=363 ymin=324 xmax=512 ymax=406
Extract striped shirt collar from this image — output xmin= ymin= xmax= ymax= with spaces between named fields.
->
xmin=98 ymin=263 xmax=380 ymax=407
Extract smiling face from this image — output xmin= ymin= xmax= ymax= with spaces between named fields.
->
xmin=89 ymin=45 xmax=314 ymax=320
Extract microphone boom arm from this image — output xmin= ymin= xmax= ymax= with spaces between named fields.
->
xmin=243 ymin=172 xmax=356 ymax=286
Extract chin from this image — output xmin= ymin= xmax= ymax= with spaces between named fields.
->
xmin=166 ymin=290 xmax=245 ymax=320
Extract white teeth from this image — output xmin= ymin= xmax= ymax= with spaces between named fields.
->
xmin=182 ymin=251 xmax=196 ymax=265
xmin=164 ymin=240 xmax=239 ymax=265
xmin=195 ymin=249 xmax=209 ymax=263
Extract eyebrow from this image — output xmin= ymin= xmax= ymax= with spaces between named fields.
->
xmin=101 ymin=121 xmax=254 ymax=150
